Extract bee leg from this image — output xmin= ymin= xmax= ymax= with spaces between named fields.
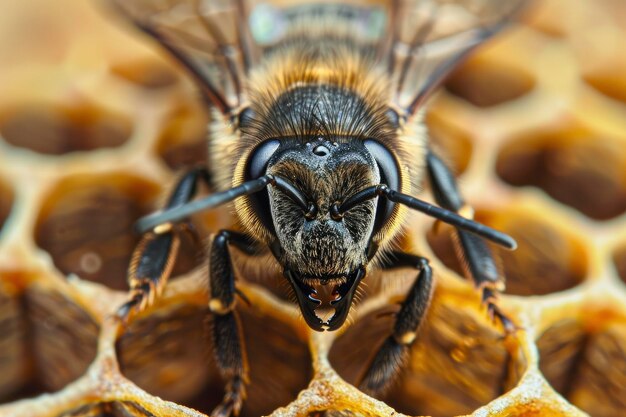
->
xmin=426 ymin=151 xmax=515 ymax=333
xmin=359 ymin=252 xmax=433 ymax=394
xmin=209 ymin=230 xmax=259 ymax=417
xmin=117 ymin=168 xmax=210 ymax=320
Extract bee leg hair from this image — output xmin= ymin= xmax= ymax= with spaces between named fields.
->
xmin=359 ymin=253 xmax=433 ymax=394
xmin=427 ymin=151 xmax=515 ymax=333
xmin=209 ymin=230 xmax=260 ymax=417
xmin=117 ymin=167 xmax=211 ymax=320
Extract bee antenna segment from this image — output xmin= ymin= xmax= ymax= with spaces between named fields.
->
xmin=339 ymin=185 xmax=517 ymax=250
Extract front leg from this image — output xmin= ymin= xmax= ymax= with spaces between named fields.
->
xmin=118 ymin=168 xmax=210 ymax=319
xmin=427 ymin=151 xmax=515 ymax=332
xmin=359 ymin=252 xmax=433 ymax=394
xmin=209 ymin=230 xmax=260 ymax=417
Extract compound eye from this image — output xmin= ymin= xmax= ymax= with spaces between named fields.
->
xmin=246 ymin=139 xmax=280 ymax=181
xmin=364 ymin=139 xmax=401 ymax=234
xmin=244 ymin=139 xmax=281 ymax=233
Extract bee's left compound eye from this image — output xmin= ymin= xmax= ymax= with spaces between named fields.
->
xmin=246 ymin=139 xmax=280 ymax=181
xmin=245 ymin=139 xmax=281 ymax=232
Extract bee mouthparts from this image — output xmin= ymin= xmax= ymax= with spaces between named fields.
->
xmin=285 ymin=267 xmax=365 ymax=332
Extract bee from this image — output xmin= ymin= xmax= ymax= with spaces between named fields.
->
xmin=109 ymin=0 xmax=524 ymax=416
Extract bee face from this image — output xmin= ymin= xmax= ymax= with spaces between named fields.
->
xmin=267 ymin=139 xmax=379 ymax=278
xmin=238 ymin=82 xmax=398 ymax=329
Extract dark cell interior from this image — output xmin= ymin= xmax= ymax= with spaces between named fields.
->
xmin=444 ymin=56 xmax=535 ymax=107
xmin=10 ymin=288 xmax=100 ymax=402
xmin=34 ymin=174 xmax=202 ymax=290
xmin=0 ymin=103 xmax=132 ymax=156
xmin=496 ymin=129 xmax=626 ymax=221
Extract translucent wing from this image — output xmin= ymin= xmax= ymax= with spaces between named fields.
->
xmin=386 ymin=0 xmax=529 ymax=115
xmin=106 ymin=0 xmax=257 ymax=114
xmin=106 ymin=0 xmax=527 ymax=116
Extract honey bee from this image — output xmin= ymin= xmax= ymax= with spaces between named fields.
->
xmin=108 ymin=1 xmax=525 ymax=415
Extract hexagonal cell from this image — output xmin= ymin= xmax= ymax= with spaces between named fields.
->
xmin=428 ymin=207 xmax=587 ymax=296
xmin=117 ymin=304 xmax=220 ymax=405
xmin=444 ymin=55 xmax=536 ymax=107
xmin=34 ymin=173 xmax=201 ymax=290
xmin=156 ymin=103 xmax=209 ymax=171
xmin=117 ymin=302 xmax=311 ymax=417
xmin=25 ymin=286 xmax=99 ymax=393
xmin=329 ymin=291 xmax=523 ymax=417
xmin=496 ymin=128 xmax=626 ymax=221
xmin=0 ymin=178 xmax=14 ymax=235
xmin=426 ymin=111 xmax=474 ymax=175
xmin=539 ymin=320 xmax=626 ymax=417
xmin=0 ymin=101 xmax=132 ymax=156
xmin=613 ymin=244 xmax=626 ymax=285
xmin=109 ymin=57 xmax=179 ymax=90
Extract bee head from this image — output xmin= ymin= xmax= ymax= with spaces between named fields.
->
xmin=245 ymin=136 xmax=401 ymax=331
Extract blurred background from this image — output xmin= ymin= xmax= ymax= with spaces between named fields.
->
xmin=0 ymin=0 xmax=625 ymax=417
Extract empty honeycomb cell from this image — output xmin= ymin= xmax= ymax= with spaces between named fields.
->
xmin=156 ymin=103 xmax=209 ymax=171
xmin=427 ymin=207 xmax=587 ymax=296
xmin=117 ymin=304 xmax=220 ymax=404
xmin=117 ymin=301 xmax=312 ymax=417
xmin=444 ymin=55 xmax=536 ymax=107
xmin=426 ymin=111 xmax=473 ymax=175
xmin=109 ymin=58 xmax=179 ymax=90
xmin=496 ymin=129 xmax=626 ymax=221
xmin=0 ymin=102 xmax=132 ymax=156
xmin=329 ymin=292 xmax=521 ymax=417
xmin=34 ymin=173 xmax=175 ymax=291
xmin=560 ymin=321 xmax=626 ymax=417
xmin=0 ymin=178 xmax=14 ymax=234
xmin=26 ymin=286 xmax=99 ymax=393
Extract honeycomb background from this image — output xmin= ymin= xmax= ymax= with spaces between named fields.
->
xmin=1 ymin=0 xmax=626 ymax=416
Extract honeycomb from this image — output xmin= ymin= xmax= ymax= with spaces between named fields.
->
xmin=1 ymin=0 xmax=625 ymax=416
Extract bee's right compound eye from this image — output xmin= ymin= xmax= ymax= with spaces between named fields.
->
xmin=244 ymin=139 xmax=281 ymax=233
xmin=364 ymin=140 xmax=401 ymax=234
